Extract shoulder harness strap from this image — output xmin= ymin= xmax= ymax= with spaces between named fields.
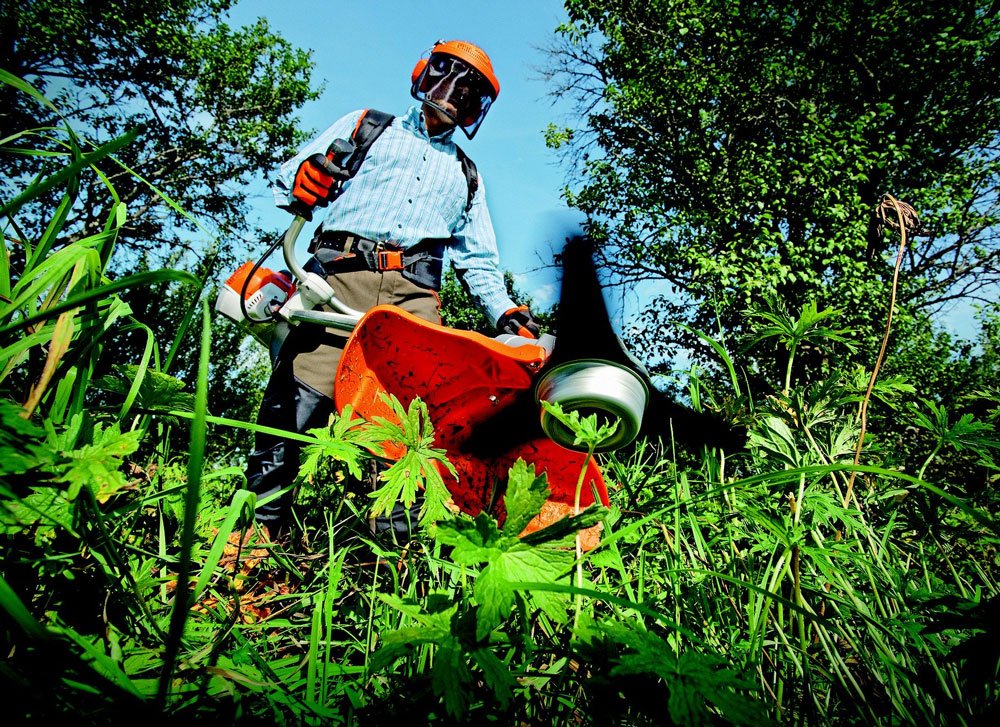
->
xmin=454 ymin=145 xmax=479 ymax=214
xmin=345 ymin=108 xmax=394 ymax=177
xmin=347 ymin=109 xmax=479 ymax=214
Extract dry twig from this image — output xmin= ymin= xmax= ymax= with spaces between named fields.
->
xmin=843 ymin=194 xmax=920 ymax=507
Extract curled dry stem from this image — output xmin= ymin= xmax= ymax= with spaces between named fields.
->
xmin=843 ymin=194 xmax=920 ymax=508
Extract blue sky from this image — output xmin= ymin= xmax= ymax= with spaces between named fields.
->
xmin=226 ymin=0 xmax=584 ymax=311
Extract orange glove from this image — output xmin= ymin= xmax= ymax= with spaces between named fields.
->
xmin=497 ymin=306 xmax=540 ymax=338
xmin=290 ymin=153 xmax=337 ymax=219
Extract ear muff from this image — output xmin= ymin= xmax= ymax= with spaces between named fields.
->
xmin=411 ymin=58 xmax=428 ymax=87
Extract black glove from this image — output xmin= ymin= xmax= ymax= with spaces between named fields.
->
xmin=497 ymin=306 xmax=541 ymax=338
xmin=288 ymin=153 xmax=337 ymax=220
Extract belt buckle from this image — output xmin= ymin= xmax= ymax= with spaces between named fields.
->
xmin=376 ymin=243 xmax=405 ymax=271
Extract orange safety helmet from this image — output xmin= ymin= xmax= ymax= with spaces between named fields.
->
xmin=411 ymin=40 xmax=499 ymax=139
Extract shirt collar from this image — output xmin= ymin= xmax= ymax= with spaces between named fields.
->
xmin=403 ymin=105 xmax=457 ymax=143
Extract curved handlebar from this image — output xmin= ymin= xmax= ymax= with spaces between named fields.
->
xmin=280 ymin=216 xmax=366 ymax=327
xmin=280 ymin=216 xmax=310 ymax=282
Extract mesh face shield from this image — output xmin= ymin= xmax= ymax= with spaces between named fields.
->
xmin=411 ymin=52 xmax=497 ymax=139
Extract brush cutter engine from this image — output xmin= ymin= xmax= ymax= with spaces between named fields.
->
xmin=214 ymin=261 xmax=296 ymax=347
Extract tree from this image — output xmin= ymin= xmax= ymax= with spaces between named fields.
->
xmin=1 ymin=0 xmax=321 ymax=455
xmin=544 ymin=0 xmax=1000 ymax=387
xmin=0 ymin=0 xmax=320 ymax=273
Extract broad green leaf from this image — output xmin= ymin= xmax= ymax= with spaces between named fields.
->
xmin=540 ymin=400 xmax=620 ymax=450
xmin=0 ymin=400 xmax=53 ymax=475
xmin=432 ymin=642 xmax=471 ymax=718
xmin=299 ymin=422 xmax=367 ymax=484
xmin=95 ymin=365 xmax=195 ymax=417
xmin=434 ymin=511 xmax=507 ymax=558
xmin=502 ymin=459 xmax=551 ymax=537
xmin=470 ymin=647 xmax=516 ymax=708
xmin=365 ymin=394 xmax=456 ymax=525
xmin=475 ymin=542 xmax=575 ymax=637
xmin=54 ymin=423 xmax=142 ymax=502
xmin=0 ymin=488 xmax=76 ymax=539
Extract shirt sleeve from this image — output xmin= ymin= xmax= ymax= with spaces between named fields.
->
xmin=448 ymin=174 xmax=520 ymax=327
xmin=272 ymin=110 xmax=366 ymax=209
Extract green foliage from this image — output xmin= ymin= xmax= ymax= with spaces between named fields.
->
xmin=549 ymin=0 xmax=1000 ymax=386
xmin=298 ymin=403 xmax=371 ymax=485
xmin=573 ymin=617 xmax=767 ymax=726
xmin=365 ymin=394 xmax=457 ymax=525
xmin=1 ymin=11 xmax=286 ymax=463
xmin=438 ymin=267 xmax=494 ymax=332
xmin=4 ymin=275 xmax=999 ymax=723
xmin=432 ymin=460 xmax=601 ymax=639
xmin=370 ymin=594 xmax=516 ymax=718
xmin=1 ymin=0 xmax=320 ymax=272
xmin=541 ymin=399 xmax=622 ymax=452
xmin=96 ymin=364 xmax=196 ymax=420
xmin=369 ymin=459 xmax=605 ymax=719
xmin=909 ymin=397 xmax=1000 ymax=480
xmin=0 ymin=400 xmax=145 ymax=537
xmin=0 ymin=399 xmax=54 ymax=477
xmin=56 ymin=417 xmax=143 ymax=502
xmin=745 ymin=299 xmax=856 ymax=393
xmin=544 ymin=122 xmax=575 ymax=150
xmin=1 ymin=0 xmax=314 ymax=468
xmin=0 ymin=75 xmax=203 ymax=431
xmin=112 ymin=269 xmax=272 ymax=462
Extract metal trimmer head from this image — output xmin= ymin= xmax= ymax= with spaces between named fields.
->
xmin=535 ymin=359 xmax=649 ymax=452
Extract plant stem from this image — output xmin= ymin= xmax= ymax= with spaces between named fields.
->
xmin=916 ymin=444 xmax=941 ymax=482
xmin=572 ymin=445 xmax=595 ymax=630
xmin=783 ymin=342 xmax=797 ymax=396
xmin=844 ymin=194 xmax=913 ymax=507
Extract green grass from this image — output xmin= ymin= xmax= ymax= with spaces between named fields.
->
xmin=2 ymin=70 xmax=998 ymax=726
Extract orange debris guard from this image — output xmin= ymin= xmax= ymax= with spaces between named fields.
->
xmin=333 ymin=306 xmax=609 ymax=534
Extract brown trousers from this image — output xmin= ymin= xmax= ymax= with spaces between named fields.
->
xmin=246 ymin=263 xmax=441 ymax=529
xmin=285 ymin=267 xmax=442 ymax=398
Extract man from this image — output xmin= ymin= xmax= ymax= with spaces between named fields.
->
xmin=244 ymin=40 xmax=540 ymax=539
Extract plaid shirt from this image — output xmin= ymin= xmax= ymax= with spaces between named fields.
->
xmin=273 ymin=105 xmax=517 ymax=326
